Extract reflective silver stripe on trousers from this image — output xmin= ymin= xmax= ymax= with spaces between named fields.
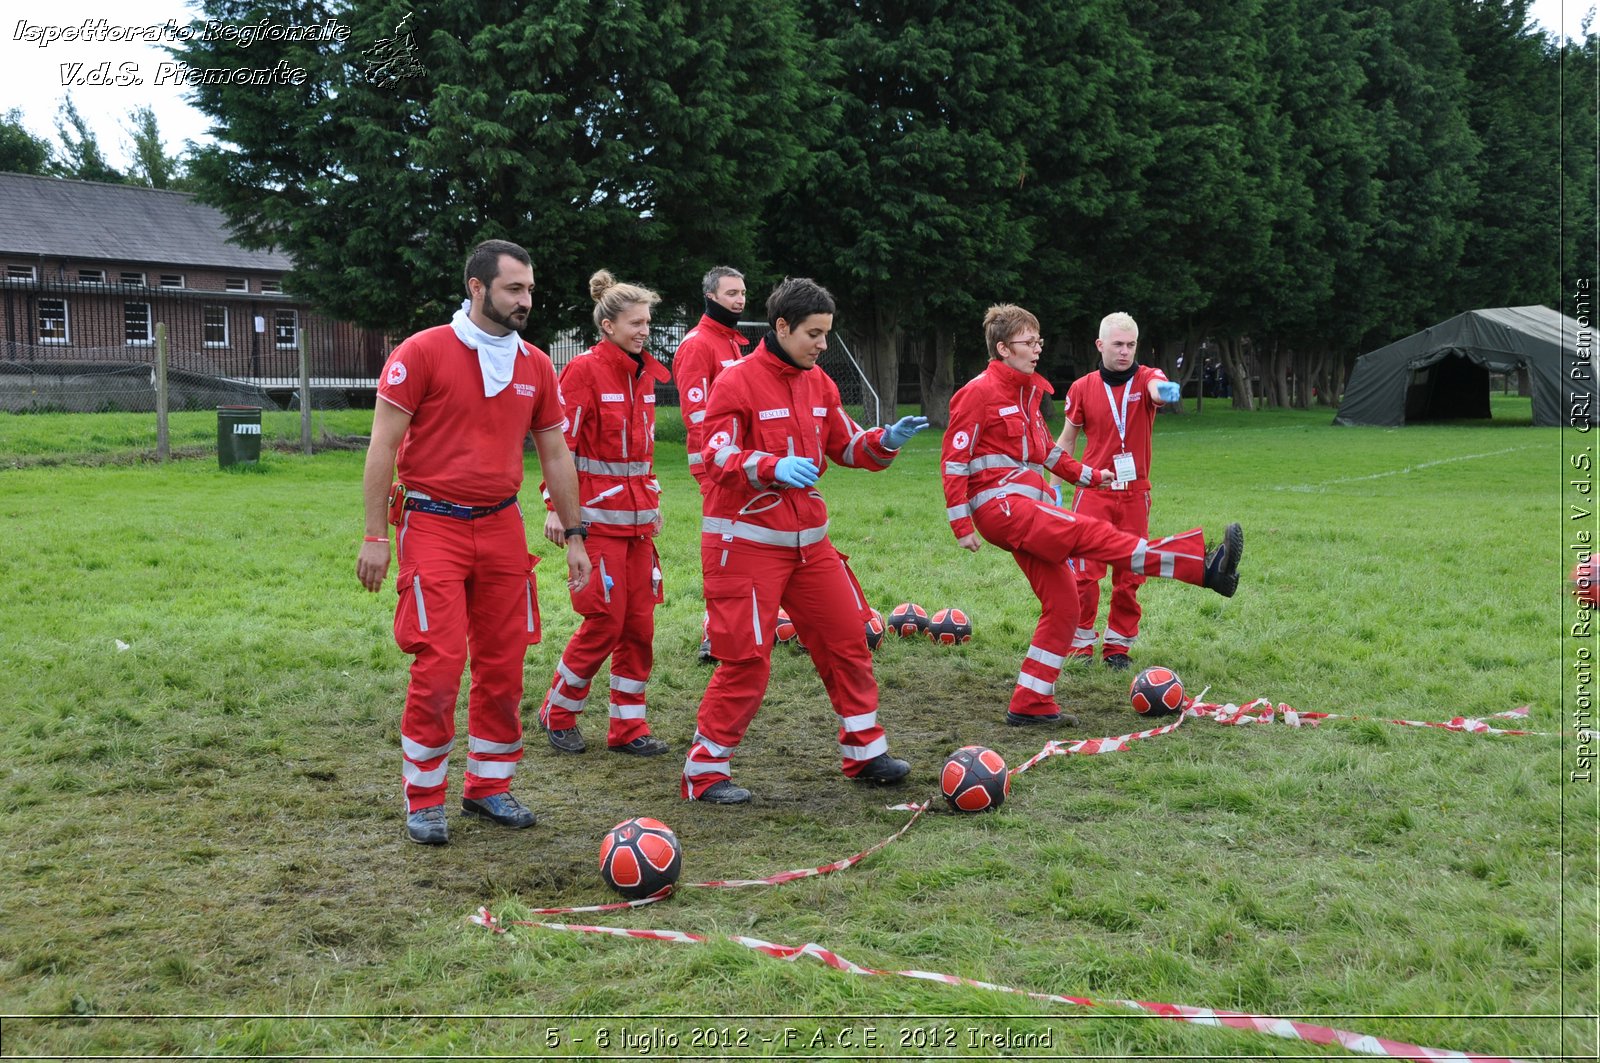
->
xmin=1104 ymin=628 xmax=1136 ymax=648
xmin=1027 ymin=645 xmax=1066 ymax=668
xmin=1016 ymin=672 xmax=1054 ymax=695
xmin=575 ymin=456 xmax=652 ymax=476
xmin=751 ymin=588 xmax=763 ymax=645
xmin=609 ymin=674 xmax=647 ymax=694
xmin=402 ymin=759 xmax=448 ymax=787
xmin=944 ymin=461 xmax=970 ymax=475
xmin=691 ymin=732 xmax=735 ymax=758
xmin=557 ymin=660 xmax=590 ymax=689
xmin=969 ymin=483 xmax=1051 ymax=510
xmin=701 ymin=516 xmax=829 ymax=548
xmin=580 ymin=506 xmax=661 ymax=525
xmin=842 ymin=735 xmax=888 ymax=762
xmin=839 ymin=711 xmax=878 ymax=733
xmin=683 ymin=758 xmax=729 ymax=777
xmin=609 ymin=702 xmax=647 ymax=719
xmin=468 ymin=735 xmax=523 ymax=755
xmin=402 ymin=735 xmax=453 ymax=761
xmin=546 ymin=689 xmax=587 ymax=713
xmin=947 ymin=503 xmax=972 ymax=521
xmin=465 ymin=757 xmax=516 ymax=779
xmin=525 ymin=580 xmax=536 ymax=632
xmin=412 ymin=574 xmax=429 ymax=631
xmin=1071 ymin=627 xmax=1098 ymax=649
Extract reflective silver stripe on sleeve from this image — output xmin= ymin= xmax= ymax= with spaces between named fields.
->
xmin=1026 ymin=645 xmax=1066 ymax=668
xmin=1016 ymin=672 xmax=1055 ymax=695
xmin=402 ymin=735 xmax=453 ymax=761
xmin=575 ymin=456 xmax=652 ymax=476
xmin=1129 ymin=540 xmax=1148 ymax=576
xmin=580 ymin=507 xmax=662 ymax=525
xmin=841 ymin=429 xmax=868 ymax=467
xmin=742 ymin=452 xmax=765 ymax=490
xmin=1076 ymin=465 xmax=1095 ymax=487
xmin=465 ymin=758 xmax=516 ymax=779
xmin=701 ymin=517 xmax=830 ymax=548
xmin=944 ymin=461 xmax=970 ymax=475
xmin=713 ymin=445 xmax=741 ymax=468
xmin=842 ymin=735 xmax=889 ymax=762
xmin=839 ymin=711 xmax=878 ymax=733
xmin=609 ymin=674 xmax=648 ymax=695
xmin=557 ymin=660 xmax=590 ymax=689
xmin=467 ymin=735 xmax=523 ymax=755
xmin=608 ymin=703 xmax=647 ymax=720
xmin=1044 ymin=446 xmax=1066 ymax=468
xmin=402 ymin=759 xmax=448 ymax=787
xmin=969 ymin=453 xmax=1023 ymax=473
xmin=947 ymin=503 xmax=972 ymax=521
xmin=687 ymin=452 xmax=705 ymax=467
xmin=689 ymin=411 xmax=706 ymax=424
xmin=969 ymin=483 xmax=1052 ymax=510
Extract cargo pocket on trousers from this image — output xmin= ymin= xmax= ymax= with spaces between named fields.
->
xmin=394 ymin=569 xmax=431 ymax=655
xmin=702 ymin=568 xmax=760 ymax=661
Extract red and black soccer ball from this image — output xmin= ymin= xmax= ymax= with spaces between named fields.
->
xmin=1129 ymin=666 xmax=1186 ymax=716
xmin=1573 ymin=556 xmax=1599 ymax=608
xmin=940 ymin=745 xmax=1010 ymax=813
xmin=864 ymin=607 xmax=887 ymax=650
xmin=927 ymin=607 xmax=973 ymax=645
xmin=774 ymin=608 xmax=803 ymax=649
xmin=887 ymin=602 xmax=929 ymax=638
xmin=598 ymin=816 xmax=683 ymax=899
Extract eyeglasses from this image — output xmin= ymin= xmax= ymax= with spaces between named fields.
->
xmin=1007 ymin=337 xmax=1044 ymax=351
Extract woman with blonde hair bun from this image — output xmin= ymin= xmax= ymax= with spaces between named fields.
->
xmin=537 ymin=269 xmax=673 ymax=758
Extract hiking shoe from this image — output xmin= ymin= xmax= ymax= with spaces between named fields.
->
xmin=543 ymin=720 xmax=587 ymax=754
xmin=610 ymin=735 xmax=669 ymax=757
xmin=854 ymin=752 xmax=910 ymax=785
xmin=1005 ymin=710 xmax=1080 ymax=727
xmin=698 ymin=638 xmax=717 ymax=664
xmin=461 ymin=791 xmax=536 ymax=829
xmin=698 ymin=779 xmax=752 ymax=804
xmin=1203 ymin=522 xmax=1244 ymax=598
xmin=406 ymin=805 xmax=449 ymax=845
xmin=1103 ymin=654 xmax=1132 ymax=672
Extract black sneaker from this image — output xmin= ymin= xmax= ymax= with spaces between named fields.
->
xmin=406 ymin=805 xmax=449 ymax=845
xmin=1203 ymin=522 xmax=1244 ymax=598
xmin=543 ymin=720 xmax=586 ymax=754
xmin=609 ymin=735 xmax=669 ymax=757
xmin=698 ymin=779 xmax=752 ymax=804
xmin=1005 ymin=710 xmax=1079 ymax=727
xmin=854 ymin=752 xmax=910 ymax=785
xmin=1103 ymin=654 xmax=1132 ymax=671
xmin=462 ymin=792 xmax=536 ymax=829
xmin=698 ymin=638 xmax=717 ymax=665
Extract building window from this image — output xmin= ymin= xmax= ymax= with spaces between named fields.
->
xmin=124 ymin=302 xmax=153 ymax=345
xmin=120 ymin=271 xmax=145 ymax=286
xmin=260 ymin=279 xmax=282 ymax=294
xmin=203 ymin=305 xmax=229 ymax=347
xmin=9 ymin=264 xmax=36 ymax=280
xmin=225 ymin=277 xmax=247 ymax=292
xmin=78 ymin=268 xmax=105 ymax=284
xmin=273 ymin=309 xmax=298 ymax=348
xmin=38 ymin=298 xmax=68 ymax=343
xmin=159 ymin=274 xmax=184 ymax=288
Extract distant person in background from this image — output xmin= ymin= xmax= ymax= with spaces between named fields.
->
xmin=357 ymin=239 xmax=591 ymax=846
xmin=537 ymin=270 xmax=672 ymax=759
xmin=681 ymin=277 xmax=930 ymax=804
xmin=1049 ymin=312 xmax=1181 ymax=670
xmin=943 ymin=304 xmax=1241 ymax=728
xmin=672 ymin=266 xmax=752 ymax=663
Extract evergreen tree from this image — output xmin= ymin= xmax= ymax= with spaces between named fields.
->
xmin=0 ymin=110 xmax=53 ymax=175
xmin=52 ymin=97 xmax=122 ymax=183
xmin=123 ymin=106 xmax=184 ymax=190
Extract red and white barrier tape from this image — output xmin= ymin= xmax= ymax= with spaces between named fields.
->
xmin=1187 ymin=700 xmax=1545 ymax=737
xmin=1009 ymin=711 xmax=1190 ymax=776
xmin=469 ymin=911 xmax=1528 ymax=1063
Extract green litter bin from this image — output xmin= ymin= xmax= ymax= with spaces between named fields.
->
xmin=218 ymin=406 xmax=263 ymax=468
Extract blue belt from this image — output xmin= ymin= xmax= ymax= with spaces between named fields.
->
xmin=404 ymin=494 xmax=518 ymax=520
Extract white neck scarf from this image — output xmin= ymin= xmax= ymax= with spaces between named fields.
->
xmin=450 ymin=299 xmax=522 ymax=397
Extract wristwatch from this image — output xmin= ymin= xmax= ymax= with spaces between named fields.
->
xmin=563 ymin=526 xmax=588 ymax=541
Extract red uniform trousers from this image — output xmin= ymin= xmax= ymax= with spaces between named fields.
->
xmin=1068 ymin=486 xmax=1152 ymax=661
xmin=393 ymin=505 xmax=539 ymax=812
xmin=971 ymin=496 xmax=1204 ymax=718
xmin=539 ymin=534 xmax=663 ymax=746
xmin=681 ymin=539 xmax=885 ymax=798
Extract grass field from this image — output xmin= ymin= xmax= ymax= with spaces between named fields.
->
xmin=0 ymin=396 xmax=1590 ymax=1060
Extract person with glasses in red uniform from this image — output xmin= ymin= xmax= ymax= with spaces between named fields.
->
xmin=357 ymin=239 xmax=592 ymax=846
xmin=1049 ymin=312 xmax=1180 ymax=670
xmin=942 ymin=304 xmax=1241 ymax=727
xmin=672 ymin=266 xmax=751 ymax=663
xmin=537 ymin=270 xmax=672 ymax=758
xmin=680 ymin=277 xmax=930 ymax=804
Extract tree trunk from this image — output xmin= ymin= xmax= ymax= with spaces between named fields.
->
xmin=854 ymin=298 xmax=902 ymax=426
xmin=920 ymin=326 xmax=958 ymax=427
xmin=1218 ymin=334 xmax=1257 ymax=410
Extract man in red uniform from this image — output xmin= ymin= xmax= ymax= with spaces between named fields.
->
xmin=681 ymin=277 xmax=930 ymax=804
xmin=357 ymin=239 xmax=592 ymax=846
xmin=538 ymin=270 xmax=672 ymax=758
xmin=1050 ymin=312 xmax=1181 ymax=669
xmin=942 ymin=304 xmax=1240 ymax=727
xmin=672 ymin=266 xmax=751 ymax=663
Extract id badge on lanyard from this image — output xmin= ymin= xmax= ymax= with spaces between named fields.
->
xmin=1104 ymin=377 xmax=1137 ymax=487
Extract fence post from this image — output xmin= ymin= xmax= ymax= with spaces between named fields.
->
xmin=155 ymin=322 xmax=169 ymax=462
xmin=299 ymin=326 xmax=312 ymax=455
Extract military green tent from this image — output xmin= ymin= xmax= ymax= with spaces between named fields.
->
xmin=1333 ymin=305 xmax=1592 ymax=427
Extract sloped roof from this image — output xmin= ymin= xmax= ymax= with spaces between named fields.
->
xmin=0 ymin=171 xmax=293 ymax=271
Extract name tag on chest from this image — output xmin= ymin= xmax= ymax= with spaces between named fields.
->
xmin=759 ymin=407 xmax=790 ymax=421
xmin=601 ymin=393 xmax=626 ymax=403
xmin=812 ymin=407 xmax=828 ymax=417
xmin=998 ymin=405 xmax=1020 ymax=416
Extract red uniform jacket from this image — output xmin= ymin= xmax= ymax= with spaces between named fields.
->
xmin=699 ymin=340 xmax=897 ymax=552
xmin=942 ymin=360 xmax=1108 ymax=540
xmin=545 ymin=339 xmax=671 ymax=537
xmin=672 ymin=314 xmax=750 ymax=483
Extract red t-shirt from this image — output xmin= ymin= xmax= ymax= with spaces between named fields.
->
xmin=1064 ymin=364 xmax=1167 ymax=482
xmin=377 ymin=324 xmax=564 ymax=506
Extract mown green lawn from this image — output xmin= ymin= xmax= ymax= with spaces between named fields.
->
xmin=0 ymin=397 xmax=1589 ymax=1059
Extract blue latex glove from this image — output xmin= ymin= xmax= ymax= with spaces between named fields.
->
xmin=882 ymin=415 xmax=931 ymax=450
xmin=774 ymin=456 xmax=820 ymax=488
xmin=1154 ymin=381 xmax=1181 ymax=404
xmin=1053 ymin=485 xmax=1063 ymax=507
